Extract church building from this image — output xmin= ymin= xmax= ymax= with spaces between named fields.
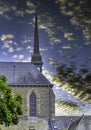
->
xmin=0 ymin=14 xmax=55 ymax=122
xmin=0 ymin=14 xmax=91 ymax=130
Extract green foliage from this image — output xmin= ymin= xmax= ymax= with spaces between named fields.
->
xmin=0 ymin=101 xmax=12 ymax=126
xmin=0 ymin=75 xmax=23 ymax=126
xmin=0 ymin=75 xmax=7 ymax=82
xmin=55 ymin=63 xmax=91 ymax=102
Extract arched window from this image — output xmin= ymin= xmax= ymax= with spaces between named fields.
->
xmin=30 ymin=92 xmax=36 ymax=116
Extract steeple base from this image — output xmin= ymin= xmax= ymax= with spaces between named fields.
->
xmin=31 ymin=54 xmax=43 ymax=72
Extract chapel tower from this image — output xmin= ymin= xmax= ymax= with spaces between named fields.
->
xmin=31 ymin=14 xmax=43 ymax=72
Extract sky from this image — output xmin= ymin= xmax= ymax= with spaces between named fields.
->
xmin=0 ymin=0 xmax=91 ymax=115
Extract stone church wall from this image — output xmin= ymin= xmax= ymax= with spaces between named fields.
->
xmin=12 ymin=86 xmax=55 ymax=120
xmin=0 ymin=117 xmax=48 ymax=130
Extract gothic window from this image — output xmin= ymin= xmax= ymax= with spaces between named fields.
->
xmin=30 ymin=92 xmax=36 ymax=116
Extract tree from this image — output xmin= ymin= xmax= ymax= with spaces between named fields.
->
xmin=0 ymin=75 xmax=22 ymax=126
xmin=54 ymin=62 xmax=91 ymax=103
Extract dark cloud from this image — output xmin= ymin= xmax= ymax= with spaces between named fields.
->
xmin=52 ymin=63 xmax=91 ymax=103
xmin=56 ymin=100 xmax=82 ymax=114
xmin=55 ymin=0 xmax=91 ymax=45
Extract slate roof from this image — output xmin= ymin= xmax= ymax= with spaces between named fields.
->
xmin=53 ymin=115 xmax=91 ymax=130
xmin=0 ymin=62 xmax=52 ymax=86
xmin=67 ymin=118 xmax=81 ymax=130
xmin=53 ymin=116 xmax=80 ymax=130
xmin=67 ymin=115 xmax=84 ymax=130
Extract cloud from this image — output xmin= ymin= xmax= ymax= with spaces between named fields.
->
xmin=22 ymin=57 xmax=31 ymax=62
xmin=55 ymin=0 xmax=87 ymax=17
xmin=61 ymin=55 xmax=76 ymax=59
xmin=29 ymin=50 xmax=33 ymax=53
xmin=0 ymin=1 xmax=10 ymax=16
xmin=11 ymin=6 xmax=17 ymax=11
xmin=0 ymin=34 xmax=14 ymax=41
xmin=83 ymin=27 xmax=91 ymax=45
xmin=52 ymin=63 xmax=91 ymax=104
xmin=2 ymin=40 xmax=13 ymax=49
xmin=8 ymin=47 xmax=14 ymax=52
xmin=13 ymin=54 xmax=24 ymax=60
xmin=26 ymin=1 xmax=39 ymax=14
xmin=13 ymin=54 xmax=18 ymax=58
xmin=50 ymin=37 xmax=61 ymax=45
xmin=38 ymin=14 xmax=62 ymax=45
xmin=48 ymin=58 xmax=60 ymax=65
xmin=42 ymin=67 xmax=88 ymax=115
xmin=62 ymin=10 xmax=73 ymax=16
xmin=40 ymin=47 xmax=48 ymax=52
xmin=26 ymin=9 xmax=35 ymax=14
xmin=22 ymin=35 xmax=33 ymax=44
xmin=55 ymin=0 xmax=91 ymax=44
xmin=0 ymin=1 xmax=25 ymax=20
xmin=64 ymin=32 xmax=72 ymax=38
xmin=39 ymin=24 xmax=48 ymax=30
xmin=2 ymin=52 xmax=7 ymax=55
xmin=0 ymin=1 xmax=15 ymax=20
xmin=18 ymin=55 xmax=24 ymax=59
xmin=64 ymin=32 xmax=76 ymax=41
xmin=70 ymin=16 xmax=80 ymax=27
xmin=0 ymin=34 xmax=15 ymax=52
xmin=55 ymin=101 xmax=83 ymax=115
xmin=42 ymin=68 xmax=54 ymax=83
xmin=15 ymin=10 xmax=25 ymax=17
xmin=26 ymin=46 xmax=33 ymax=49
xmin=84 ymin=107 xmax=91 ymax=115
xmin=16 ymin=47 xmax=23 ymax=51
xmin=62 ymin=44 xmax=74 ymax=50
xmin=26 ymin=46 xmax=33 ymax=53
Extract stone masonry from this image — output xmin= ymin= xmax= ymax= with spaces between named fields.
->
xmin=12 ymin=86 xmax=55 ymax=120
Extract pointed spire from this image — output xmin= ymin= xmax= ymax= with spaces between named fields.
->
xmin=31 ymin=14 xmax=43 ymax=72
xmin=34 ymin=13 xmax=39 ymax=55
